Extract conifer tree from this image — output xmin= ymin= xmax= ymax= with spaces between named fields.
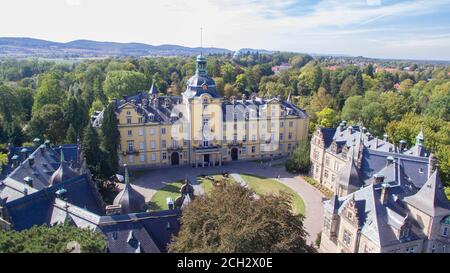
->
xmin=101 ymin=103 xmax=120 ymax=174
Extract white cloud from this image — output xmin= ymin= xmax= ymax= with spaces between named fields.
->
xmin=366 ymin=0 xmax=382 ymax=6
xmin=65 ymin=0 xmax=81 ymax=6
xmin=0 ymin=0 xmax=449 ymax=59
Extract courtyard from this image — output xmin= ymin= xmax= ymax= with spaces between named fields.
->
xmin=123 ymin=160 xmax=325 ymax=244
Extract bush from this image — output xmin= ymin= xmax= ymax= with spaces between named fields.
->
xmin=285 ymin=140 xmax=311 ymax=174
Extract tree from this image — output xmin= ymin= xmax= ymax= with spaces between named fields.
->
xmin=297 ymin=61 xmax=322 ymax=96
xmin=33 ymin=73 xmax=64 ymax=113
xmin=223 ymin=83 xmax=238 ymax=97
xmin=168 ymin=183 xmax=312 ymax=253
xmin=0 ymin=85 xmax=21 ymax=123
xmin=316 ymin=108 xmax=340 ymax=128
xmin=339 ymin=75 xmax=356 ymax=99
xmin=221 ymin=63 xmax=235 ymax=84
xmin=65 ymin=124 xmax=77 ymax=143
xmin=0 ymin=224 xmax=107 ymax=253
xmin=101 ymin=103 xmax=120 ymax=176
xmin=103 ymin=70 xmax=147 ymax=99
xmin=285 ymin=140 xmax=311 ymax=174
xmin=0 ymin=152 xmax=7 ymax=173
xmin=310 ymin=87 xmax=337 ymax=115
xmin=364 ymin=64 xmax=374 ymax=78
xmin=82 ymin=123 xmax=101 ymax=172
xmin=341 ymin=96 xmax=363 ymax=124
xmin=28 ymin=104 xmax=66 ymax=143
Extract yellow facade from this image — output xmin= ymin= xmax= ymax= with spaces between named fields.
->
xmin=108 ymin=55 xmax=309 ymax=169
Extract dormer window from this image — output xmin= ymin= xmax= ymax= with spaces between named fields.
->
xmin=400 ymin=226 xmax=410 ymax=240
xmin=126 ymin=111 xmax=131 ymax=115
xmin=419 ymin=167 xmax=423 ymax=173
xmin=347 ymin=211 xmax=353 ymax=220
xmin=203 ymin=98 xmax=209 ymax=104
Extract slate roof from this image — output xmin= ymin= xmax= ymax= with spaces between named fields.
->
xmin=326 ymin=184 xmax=422 ymax=248
xmin=319 ymin=125 xmax=395 ymax=155
xmin=338 ymin=151 xmax=362 ymax=191
xmin=113 ymin=167 xmax=146 ymax=214
xmin=4 ymin=174 xmax=104 ymax=230
xmin=359 ymin=148 xmax=429 ymax=189
xmin=99 ymin=210 xmax=181 ymax=253
xmin=404 ymin=171 xmax=450 ymax=217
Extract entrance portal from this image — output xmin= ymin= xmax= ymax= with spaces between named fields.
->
xmin=171 ymin=152 xmax=180 ymax=165
xmin=204 ymin=154 xmax=210 ymax=164
xmin=231 ymin=148 xmax=238 ymax=161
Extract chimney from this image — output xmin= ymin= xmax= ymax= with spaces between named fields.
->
xmin=386 ymin=156 xmax=394 ymax=166
xmin=32 ymin=138 xmax=41 ymax=148
xmin=55 ymin=188 xmax=67 ymax=200
xmin=347 ymin=126 xmax=353 ymax=134
xmin=373 ymin=173 xmax=385 ymax=185
xmin=44 ymin=140 xmax=51 ymax=149
xmin=39 ymin=144 xmax=46 ymax=155
xmin=399 ymin=140 xmax=406 ymax=152
xmin=383 ymin=133 xmax=388 ymax=142
xmin=166 ymin=197 xmax=174 ymax=210
xmin=23 ymin=188 xmax=28 ymax=196
xmin=11 ymin=155 xmax=19 ymax=169
xmin=366 ymin=132 xmax=372 ymax=141
xmin=375 ymin=137 xmax=379 ymax=148
xmin=23 ymin=176 xmax=33 ymax=187
xmin=20 ymin=148 xmax=28 ymax=161
xmin=28 ymin=155 xmax=35 ymax=168
xmin=381 ymin=183 xmax=390 ymax=205
xmin=362 ymin=127 xmax=367 ymax=134
xmin=339 ymin=122 xmax=345 ymax=132
xmin=428 ymin=153 xmax=437 ymax=178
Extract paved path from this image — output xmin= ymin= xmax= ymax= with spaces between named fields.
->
xmin=128 ymin=161 xmax=325 ymax=244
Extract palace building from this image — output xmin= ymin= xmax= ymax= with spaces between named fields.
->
xmin=312 ymin=123 xmax=450 ymax=253
xmin=92 ymin=55 xmax=309 ymax=169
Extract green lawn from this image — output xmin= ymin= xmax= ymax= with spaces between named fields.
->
xmin=148 ymin=180 xmax=184 ymax=211
xmin=197 ymin=174 xmax=236 ymax=194
xmin=240 ymin=174 xmax=305 ymax=215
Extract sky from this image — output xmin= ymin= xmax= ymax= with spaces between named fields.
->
xmin=1 ymin=0 xmax=450 ymax=60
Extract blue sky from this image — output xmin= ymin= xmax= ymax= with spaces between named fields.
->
xmin=1 ymin=0 xmax=450 ymax=60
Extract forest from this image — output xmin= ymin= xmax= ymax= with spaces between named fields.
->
xmin=0 ymin=52 xmax=449 ymax=193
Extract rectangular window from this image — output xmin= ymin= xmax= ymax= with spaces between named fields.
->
xmin=150 ymin=140 xmax=156 ymax=149
xmin=151 ymin=153 xmax=156 ymax=161
xmin=150 ymin=128 xmax=155 ymax=135
xmin=172 ymin=139 xmax=177 ymax=148
xmin=251 ymin=146 xmax=256 ymax=153
xmin=343 ymin=230 xmax=352 ymax=246
xmin=127 ymin=118 xmax=132 ymax=124
xmin=139 ymin=142 xmax=144 ymax=150
xmin=161 ymin=140 xmax=166 ymax=148
xmin=288 ymin=132 xmax=293 ymax=140
xmin=161 ymin=127 xmax=166 ymax=134
xmin=138 ymin=117 xmax=143 ymax=123
xmin=289 ymin=121 xmax=294 ymax=127
xmin=280 ymin=121 xmax=284 ymax=128
xmin=324 ymin=218 xmax=331 ymax=230
xmin=252 ymin=134 xmax=256 ymax=141
xmin=162 ymin=152 xmax=167 ymax=160
xmin=280 ymin=133 xmax=284 ymax=140
xmin=128 ymin=155 xmax=134 ymax=163
xmin=288 ymin=143 xmax=292 ymax=150
xmin=138 ymin=129 xmax=144 ymax=136
xmin=127 ymin=130 xmax=132 ymax=136
xmin=140 ymin=154 xmax=145 ymax=162
xmin=127 ymin=141 xmax=134 ymax=152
